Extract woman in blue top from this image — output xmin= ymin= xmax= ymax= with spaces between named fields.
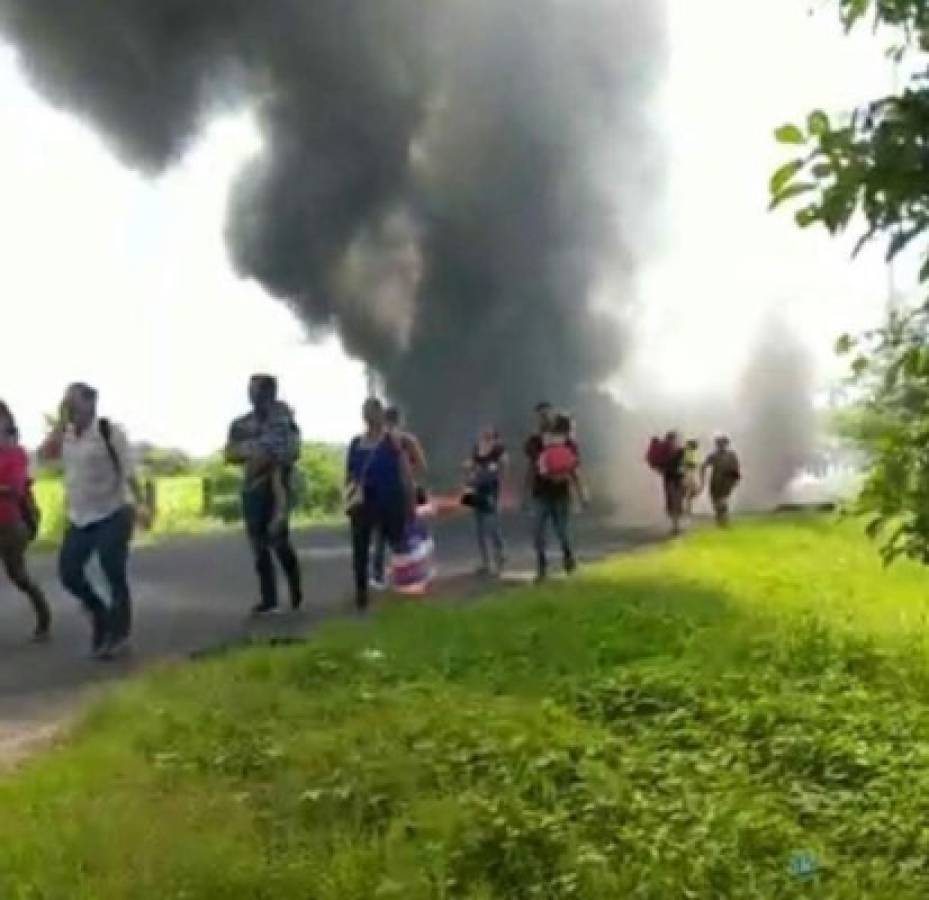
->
xmin=345 ymin=398 xmax=415 ymax=611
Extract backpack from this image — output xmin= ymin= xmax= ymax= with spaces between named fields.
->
xmin=539 ymin=443 xmax=578 ymax=483
xmin=19 ymin=480 xmax=41 ymax=542
xmin=646 ymin=437 xmax=670 ymax=472
xmin=98 ymin=418 xmax=122 ymax=477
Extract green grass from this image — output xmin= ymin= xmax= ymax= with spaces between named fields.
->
xmin=6 ymin=516 xmax=929 ymax=897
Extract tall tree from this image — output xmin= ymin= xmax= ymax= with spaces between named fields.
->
xmin=772 ymin=1 xmax=929 ymax=563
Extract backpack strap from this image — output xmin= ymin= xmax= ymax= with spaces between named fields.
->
xmin=98 ymin=418 xmax=122 ymax=476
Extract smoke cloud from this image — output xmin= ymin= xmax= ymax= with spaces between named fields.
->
xmin=0 ymin=0 xmax=666 ymax=474
xmin=735 ymin=316 xmax=817 ymax=509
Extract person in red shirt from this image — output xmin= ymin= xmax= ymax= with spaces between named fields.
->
xmin=0 ymin=401 xmax=50 ymax=641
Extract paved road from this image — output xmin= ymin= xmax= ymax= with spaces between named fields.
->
xmin=0 ymin=513 xmax=657 ymax=736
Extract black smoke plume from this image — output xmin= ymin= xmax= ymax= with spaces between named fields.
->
xmin=0 ymin=0 xmax=666 ymax=474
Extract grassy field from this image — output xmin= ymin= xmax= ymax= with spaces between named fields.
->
xmin=5 ymin=516 xmax=929 ymax=897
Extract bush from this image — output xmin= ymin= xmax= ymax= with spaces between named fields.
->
xmin=150 ymin=476 xmax=205 ymax=535
xmin=32 ymin=479 xmax=66 ymax=544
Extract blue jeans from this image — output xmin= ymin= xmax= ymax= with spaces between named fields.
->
xmin=59 ymin=506 xmax=133 ymax=641
xmin=475 ymin=508 xmax=505 ymax=571
xmin=533 ymin=495 xmax=574 ymax=577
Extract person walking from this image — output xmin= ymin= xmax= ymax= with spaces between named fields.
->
xmin=524 ymin=408 xmax=585 ymax=582
xmin=225 ymin=374 xmax=303 ymax=616
xmin=39 ymin=383 xmax=148 ymax=658
xmin=702 ymin=434 xmax=741 ymax=527
xmin=0 ymin=401 xmax=50 ymax=642
xmin=660 ymin=431 xmax=687 ymax=535
xmin=464 ymin=426 xmax=508 ymax=576
xmin=371 ymin=405 xmax=428 ymax=590
xmin=345 ymin=398 xmax=415 ymax=612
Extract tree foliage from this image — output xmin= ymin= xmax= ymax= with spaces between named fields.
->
xmin=772 ymin=0 xmax=929 ymax=563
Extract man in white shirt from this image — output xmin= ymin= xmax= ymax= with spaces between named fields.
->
xmin=39 ymin=383 xmax=147 ymax=659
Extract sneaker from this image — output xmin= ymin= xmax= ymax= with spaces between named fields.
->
xmin=369 ymin=577 xmax=388 ymax=592
xmin=250 ymin=602 xmax=280 ymax=617
xmin=90 ymin=612 xmax=109 ymax=658
xmin=102 ymin=635 xmax=132 ymax=660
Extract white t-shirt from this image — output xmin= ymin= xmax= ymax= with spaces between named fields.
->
xmin=62 ymin=419 xmax=135 ymax=527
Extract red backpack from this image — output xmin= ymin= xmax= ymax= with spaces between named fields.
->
xmin=646 ymin=437 xmax=670 ymax=472
xmin=539 ymin=443 xmax=578 ymax=483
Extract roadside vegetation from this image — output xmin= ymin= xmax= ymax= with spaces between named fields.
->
xmin=29 ymin=442 xmax=345 ymax=548
xmin=4 ymin=516 xmax=929 ymax=897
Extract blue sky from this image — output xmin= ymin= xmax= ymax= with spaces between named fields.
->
xmin=0 ymin=0 xmax=906 ymax=453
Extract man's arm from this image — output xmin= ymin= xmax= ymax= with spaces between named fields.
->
xmin=391 ymin=434 xmax=417 ymax=516
xmin=406 ymin=433 xmax=428 ymax=479
xmin=224 ymin=419 xmax=258 ymax=466
xmin=701 ymin=455 xmax=713 ymax=481
xmin=570 ymin=467 xmax=589 ymax=507
xmin=37 ymin=403 xmax=67 ymax=462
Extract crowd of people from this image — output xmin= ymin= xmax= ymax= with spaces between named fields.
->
xmin=0 ymin=377 xmax=742 ymax=658
xmin=646 ymin=431 xmax=742 ymax=535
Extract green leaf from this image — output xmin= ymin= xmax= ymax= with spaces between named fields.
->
xmin=770 ymin=182 xmax=816 ymax=211
xmin=887 ymin=226 xmax=925 ymax=262
xmin=835 ymin=333 xmax=855 ymax=355
xmin=920 ymin=255 xmax=929 ymax=283
xmin=770 ymin=159 xmax=804 ymax=196
xmin=808 ymin=110 xmax=831 ymax=136
xmin=775 ymin=124 xmax=806 ymax=145
xmin=851 ymin=355 xmax=870 ymax=376
xmin=812 ymin=162 xmax=834 ymax=178
xmin=795 ymin=206 xmax=819 ymax=227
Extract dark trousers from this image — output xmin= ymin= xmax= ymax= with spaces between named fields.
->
xmin=533 ymin=495 xmax=574 ymax=576
xmin=243 ymin=489 xmax=302 ymax=608
xmin=351 ymin=501 xmax=406 ymax=609
xmin=0 ymin=523 xmax=50 ymax=631
xmin=59 ymin=506 xmax=133 ymax=640
xmin=372 ymin=528 xmax=388 ymax=583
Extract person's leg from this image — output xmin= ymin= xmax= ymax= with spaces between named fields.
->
xmin=533 ymin=498 xmax=550 ymax=580
xmin=59 ymin=522 xmax=109 ymax=651
xmin=96 ymin=507 xmax=134 ymax=645
xmin=713 ymin=492 xmax=730 ymax=527
xmin=475 ymin=510 xmax=491 ymax=572
xmin=350 ymin=506 xmax=373 ymax=610
xmin=552 ymin=495 xmax=575 ymax=573
xmin=488 ymin=507 xmax=505 ymax=573
xmin=271 ymin=518 xmax=303 ymax=609
xmin=243 ymin=490 xmax=278 ymax=611
xmin=0 ymin=525 xmax=50 ymax=638
xmin=665 ymin=480 xmax=682 ymax=535
xmin=371 ymin=527 xmax=387 ymax=585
